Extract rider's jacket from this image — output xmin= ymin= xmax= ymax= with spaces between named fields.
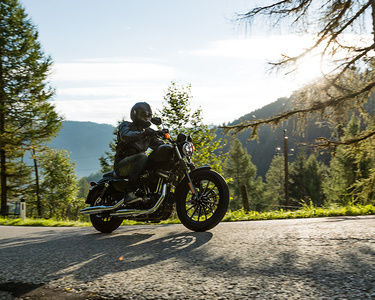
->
xmin=114 ymin=121 xmax=163 ymax=166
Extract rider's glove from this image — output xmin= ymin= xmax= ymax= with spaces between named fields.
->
xmin=143 ymin=128 xmax=156 ymax=137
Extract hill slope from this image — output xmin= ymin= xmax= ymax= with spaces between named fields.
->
xmin=49 ymin=121 xmax=115 ymax=178
xmin=217 ymin=97 xmax=333 ymax=178
xmin=219 ymin=93 xmax=375 ymax=178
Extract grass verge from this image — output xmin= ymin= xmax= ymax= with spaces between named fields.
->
xmin=1 ymin=204 xmax=374 ymax=227
xmin=222 ymin=204 xmax=375 ymax=222
xmin=0 ymin=217 xmax=91 ymax=227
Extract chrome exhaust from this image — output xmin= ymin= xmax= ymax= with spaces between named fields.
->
xmin=110 ymin=184 xmax=167 ymax=217
xmin=80 ymin=198 xmax=125 ymax=215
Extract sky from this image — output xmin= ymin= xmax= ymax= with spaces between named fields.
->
xmin=20 ymin=0 xmax=325 ymax=126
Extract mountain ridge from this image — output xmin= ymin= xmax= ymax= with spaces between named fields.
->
xmin=48 ymin=121 xmax=115 ymax=178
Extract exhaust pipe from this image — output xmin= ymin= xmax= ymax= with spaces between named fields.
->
xmin=110 ymin=184 xmax=167 ymax=217
xmin=80 ymin=198 xmax=125 ymax=215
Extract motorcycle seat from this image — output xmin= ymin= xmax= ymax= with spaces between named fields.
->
xmin=103 ymin=170 xmax=119 ymax=178
xmin=102 ymin=170 xmax=129 ymax=180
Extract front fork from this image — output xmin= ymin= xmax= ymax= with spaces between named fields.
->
xmin=174 ymin=144 xmax=198 ymax=196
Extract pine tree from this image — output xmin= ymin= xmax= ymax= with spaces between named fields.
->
xmin=6 ymin=149 xmax=33 ymax=204
xmin=289 ymin=153 xmax=308 ymax=206
xmin=264 ymin=155 xmax=285 ymax=209
xmin=324 ymin=116 xmax=374 ymax=205
xmin=99 ymin=139 xmax=116 ymax=173
xmin=158 ymin=82 xmax=226 ymax=173
xmin=39 ymin=149 xmax=78 ymax=219
xmin=289 ymin=153 xmax=326 ymax=207
xmin=224 ymin=138 xmax=264 ymax=211
xmin=0 ymin=0 xmax=62 ymax=215
xmin=350 ymin=126 xmax=375 ymax=204
xmin=305 ymin=154 xmax=326 ymax=206
xmin=99 ymin=118 xmax=127 ymax=174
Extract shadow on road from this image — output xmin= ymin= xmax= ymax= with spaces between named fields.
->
xmin=0 ymin=226 xmax=213 ymax=297
xmin=1 ymin=222 xmax=375 ymax=298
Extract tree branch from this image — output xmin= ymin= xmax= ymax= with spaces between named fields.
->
xmin=220 ymin=80 xmax=375 ymax=135
xmin=314 ymin=129 xmax=375 ymax=147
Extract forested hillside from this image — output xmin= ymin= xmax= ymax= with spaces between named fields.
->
xmin=217 ymin=97 xmax=332 ymax=177
xmin=49 ymin=121 xmax=115 ymax=177
xmin=217 ymin=94 xmax=375 ymax=178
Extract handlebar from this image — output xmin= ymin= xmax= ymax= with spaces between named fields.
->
xmin=146 ymin=128 xmax=171 ymax=140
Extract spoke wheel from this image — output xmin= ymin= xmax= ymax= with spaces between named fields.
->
xmin=176 ymin=169 xmax=229 ymax=232
xmin=89 ymin=188 xmax=123 ymax=233
xmin=185 ymin=179 xmax=220 ymax=222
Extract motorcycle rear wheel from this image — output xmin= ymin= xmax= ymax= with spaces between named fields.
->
xmin=176 ymin=169 xmax=229 ymax=232
xmin=89 ymin=188 xmax=123 ymax=233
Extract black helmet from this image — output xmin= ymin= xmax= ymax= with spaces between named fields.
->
xmin=130 ymin=102 xmax=152 ymax=128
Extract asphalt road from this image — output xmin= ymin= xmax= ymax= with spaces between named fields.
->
xmin=0 ymin=216 xmax=375 ymax=299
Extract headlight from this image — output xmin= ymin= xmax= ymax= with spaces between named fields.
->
xmin=182 ymin=142 xmax=195 ymax=156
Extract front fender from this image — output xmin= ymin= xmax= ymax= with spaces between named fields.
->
xmin=174 ymin=166 xmax=212 ymax=199
xmin=190 ymin=165 xmax=211 ymax=174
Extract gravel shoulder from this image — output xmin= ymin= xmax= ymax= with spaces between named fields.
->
xmin=1 ymin=216 xmax=375 ymax=299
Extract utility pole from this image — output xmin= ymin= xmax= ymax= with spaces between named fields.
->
xmin=283 ymin=129 xmax=290 ymax=208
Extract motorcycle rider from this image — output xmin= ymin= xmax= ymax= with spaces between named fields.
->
xmin=114 ymin=102 xmax=163 ymax=202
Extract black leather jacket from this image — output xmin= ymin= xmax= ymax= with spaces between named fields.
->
xmin=114 ymin=121 xmax=163 ymax=166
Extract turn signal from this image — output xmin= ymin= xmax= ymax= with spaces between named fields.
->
xmin=165 ymin=133 xmax=171 ymax=139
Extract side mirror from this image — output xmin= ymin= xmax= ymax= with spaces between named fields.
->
xmin=177 ymin=133 xmax=187 ymax=143
xmin=151 ymin=117 xmax=162 ymax=126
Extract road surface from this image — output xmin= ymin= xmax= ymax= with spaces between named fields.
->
xmin=0 ymin=216 xmax=375 ymax=299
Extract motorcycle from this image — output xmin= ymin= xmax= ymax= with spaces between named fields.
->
xmin=80 ymin=117 xmax=229 ymax=233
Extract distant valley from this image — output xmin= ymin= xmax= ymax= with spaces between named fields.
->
xmin=48 ymin=121 xmax=115 ymax=178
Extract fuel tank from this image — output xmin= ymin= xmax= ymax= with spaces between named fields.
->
xmin=147 ymin=144 xmax=175 ymax=170
xmin=149 ymin=144 xmax=174 ymax=162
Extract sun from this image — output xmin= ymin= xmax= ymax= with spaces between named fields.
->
xmin=294 ymin=54 xmax=324 ymax=85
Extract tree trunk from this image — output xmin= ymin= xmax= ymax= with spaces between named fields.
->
xmin=75 ymin=208 xmax=80 ymax=221
xmin=0 ymin=148 xmax=6 ymax=216
xmin=240 ymin=184 xmax=250 ymax=213
xmin=31 ymin=148 xmax=42 ymax=217
xmin=0 ymin=46 xmax=7 ymax=216
xmin=66 ymin=204 xmax=71 ymax=220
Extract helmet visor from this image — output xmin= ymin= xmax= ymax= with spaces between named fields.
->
xmin=138 ymin=109 xmax=152 ymax=122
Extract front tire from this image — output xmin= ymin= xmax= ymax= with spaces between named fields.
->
xmin=88 ymin=187 xmax=123 ymax=233
xmin=176 ymin=169 xmax=229 ymax=232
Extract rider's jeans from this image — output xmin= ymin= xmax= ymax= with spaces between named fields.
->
xmin=114 ymin=153 xmax=148 ymax=190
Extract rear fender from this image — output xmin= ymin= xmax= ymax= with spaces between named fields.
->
xmin=85 ymin=184 xmax=104 ymax=205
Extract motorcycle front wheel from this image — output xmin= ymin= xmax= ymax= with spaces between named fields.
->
xmin=88 ymin=188 xmax=123 ymax=233
xmin=176 ymin=169 xmax=229 ymax=232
